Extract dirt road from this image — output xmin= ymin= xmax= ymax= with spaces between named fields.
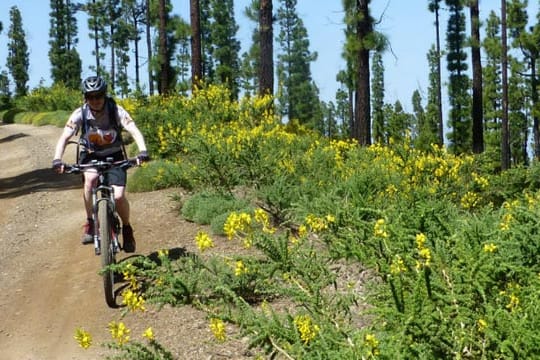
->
xmin=0 ymin=123 xmax=251 ymax=359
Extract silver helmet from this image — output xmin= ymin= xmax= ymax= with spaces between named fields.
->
xmin=82 ymin=75 xmax=107 ymax=95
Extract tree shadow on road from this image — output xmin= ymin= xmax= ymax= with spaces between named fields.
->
xmin=0 ymin=167 xmax=82 ymax=199
xmin=0 ymin=132 xmax=29 ymax=143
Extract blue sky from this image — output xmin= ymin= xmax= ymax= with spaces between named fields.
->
xmin=0 ymin=1 xmax=538 ymax=111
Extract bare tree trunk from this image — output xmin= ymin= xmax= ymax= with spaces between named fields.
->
xmin=355 ymin=0 xmax=372 ymax=145
xmin=92 ymin=0 xmax=100 ymax=74
xmin=259 ymin=0 xmax=273 ymax=96
xmin=470 ymin=0 xmax=484 ymax=153
xmin=158 ymin=0 xmax=169 ymax=94
xmin=190 ymin=0 xmax=202 ymax=90
xmin=146 ymin=0 xmax=153 ymax=94
xmin=133 ymin=12 xmax=140 ymax=89
xmin=501 ymin=0 xmax=510 ymax=170
xmin=110 ymin=22 xmax=115 ymax=90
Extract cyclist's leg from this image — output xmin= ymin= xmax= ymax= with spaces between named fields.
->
xmin=112 ymin=185 xmax=129 ymax=225
xmin=83 ymin=171 xmax=99 ymax=218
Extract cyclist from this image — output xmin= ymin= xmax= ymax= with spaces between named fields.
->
xmin=52 ymin=75 xmax=149 ymax=253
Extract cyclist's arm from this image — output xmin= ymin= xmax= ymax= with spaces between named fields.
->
xmin=53 ymin=112 xmax=80 ymax=160
xmin=118 ymin=107 xmax=147 ymax=152
xmin=53 ymin=125 xmax=77 ymax=160
xmin=123 ymin=121 xmax=147 ymax=152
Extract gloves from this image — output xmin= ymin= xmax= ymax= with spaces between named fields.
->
xmin=52 ymin=159 xmax=64 ymax=173
xmin=137 ymin=151 xmax=150 ymax=164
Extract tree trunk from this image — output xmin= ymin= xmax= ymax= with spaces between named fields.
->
xmin=190 ymin=0 xmax=202 ymax=90
xmin=110 ymin=22 xmax=115 ymax=90
xmin=355 ymin=0 xmax=372 ymax=145
xmin=158 ymin=0 xmax=170 ymax=94
xmin=93 ymin=0 xmax=100 ymax=73
xmin=501 ymin=0 xmax=510 ymax=170
xmin=434 ymin=2 xmax=444 ymax=145
xmin=470 ymin=0 xmax=484 ymax=153
xmin=259 ymin=0 xmax=273 ymax=96
xmin=145 ymin=0 xmax=153 ymax=94
xmin=531 ymin=59 xmax=540 ymax=159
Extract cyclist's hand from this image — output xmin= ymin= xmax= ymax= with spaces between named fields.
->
xmin=52 ymin=159 xmax=64 ymax=174
xmin=137 ymin=151 xmax=150 ymax=165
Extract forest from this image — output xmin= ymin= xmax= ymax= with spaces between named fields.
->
xmin=0 ymin=1 xmax=539 ymax=171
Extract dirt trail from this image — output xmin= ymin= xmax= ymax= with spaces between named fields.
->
xmin=0 ymin=123 xmax=252 ymax=360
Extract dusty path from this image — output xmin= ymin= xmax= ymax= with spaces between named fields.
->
xmin=0 ymin=123 xmax=252 ymax=360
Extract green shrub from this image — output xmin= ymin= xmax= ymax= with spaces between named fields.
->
xmin=181 ymin=191 xmax=249 ymax=225
xmin=16 ymin=83 xmax=81 ymax=111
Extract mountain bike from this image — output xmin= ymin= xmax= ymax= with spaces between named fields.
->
xmin=64 ymin=157 xmax=137 ymax=307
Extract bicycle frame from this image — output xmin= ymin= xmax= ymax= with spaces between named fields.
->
xmin=91 ymin=172 xmax=121 ymax=256
xmin=64 ymin=157 xmax=136 ymax=307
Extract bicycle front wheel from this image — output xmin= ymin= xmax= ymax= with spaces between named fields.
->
xmin=98 ymin=199 xmax=116 ymax=308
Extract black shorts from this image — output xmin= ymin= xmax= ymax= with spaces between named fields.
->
xmin=79 ymin=151 xmax=127 ymax=186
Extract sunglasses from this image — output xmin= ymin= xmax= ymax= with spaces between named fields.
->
xmin=85 ymin=93 xmax=104 ymax=100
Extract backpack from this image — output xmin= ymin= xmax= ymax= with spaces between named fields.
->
xmin=76 ymin=96 xmax=127 ymax=163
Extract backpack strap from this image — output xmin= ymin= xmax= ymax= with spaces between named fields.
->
xmin=105 ymin=96 xmax=128 ymax=160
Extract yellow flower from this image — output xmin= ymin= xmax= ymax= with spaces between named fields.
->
xmin=499 ymin=213 xmax=513 ymax=231
xmin=209 ymin=318 xmax=226 ymax=342
xmin=390 ymin=255 xmax=407 ymax=275
xmin=108 ymin=321 xmax=131 ymax=345
xmin=143 ymin=327 xmax=155 ymax=341
xmin=158 ymin=249 xmax=169 ymax=258
xmin=373 ymin=218 xmax=389 ymax=238
xmin=483 ymin=243 xmax=498 ymax=253
xmin=224 ymin=212 xmax=252 ymax=240
xmin=478 ymin=319 xmax=488 ymax=333
xmin=306 ymin=214 xmax=329 ymax=232
xmin=122 ymin=289 xmax=146 ymax=312
xmin=297 ymin=224 xmax=307 ymax=238
xmin=234 ymin=260 xmax=248 ymax=276
xmin=415 ymin=233 xmax=427 ymax=248
xmin=506 ymin=294 xmax=520 ymax=312
xmin=294 ymin=315 xmax=320 ymax=344
xmin=195 ymin=231 xmax=214 ymax=252
xmin=74 ymin=327 xmax=92 ymax=349
xmin=364 ymin=333 xmax=380 ymax=355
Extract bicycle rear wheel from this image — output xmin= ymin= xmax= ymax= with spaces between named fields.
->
xmin=98 ymin=199 xmax=116 ymax=307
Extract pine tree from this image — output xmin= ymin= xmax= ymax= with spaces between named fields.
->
xmin=239 ymin=0 xmax=260 ymax=96
xmin=412 ymin=89 xmax=432 ymax=151
xmin=7 ymin=6 xmax=29 ymax=98
xmin=425 ymin=45 xmax=442 ymax=148
xmin=470 ymin=0 xmax=484 ymax=153
xmin=121 ymin=0 xmax=147 ymax=92
xmin=0 ymin=71 xmax=11 ymax=110
xmin=507 ymin=0 xmax=539 ymax=160
xmin=386 ymin=101 xmax=412 ymax=143
xmin=259 ymin=0 xmax=273 ymax=96
xmin=428 ymin=0 xmax=444 ymax=145
xmin=482 ymin=11 xmax=502 ymax=166
xmin=49 ymin=0 xmax=81 ymax=89
xmin=343 ymin=0 xmax=375 ymax=145
xmin=501 ymin=0 xmax=510 ymax=169
xmin=445 ymin=0 xmax=470 ymax=154
xmin=371 ymin=51 xmax=385 ymax=144
xmin=276 ymin=0 xmax=321 ymax=127
xmin=209 ymin=0 xmax=241 ymax=99
xmin=190 ymin=0 xmax=202 ymax=89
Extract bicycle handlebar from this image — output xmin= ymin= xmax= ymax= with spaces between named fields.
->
xmin=64 ymin=158 xmax=139 ymax=174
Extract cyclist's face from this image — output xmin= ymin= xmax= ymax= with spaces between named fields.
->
xmin=85 ymin=92 xmax=105 ymax=111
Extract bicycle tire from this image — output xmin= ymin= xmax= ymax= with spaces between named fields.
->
xmin=98 ymin=198 xmax=116 ymax=307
